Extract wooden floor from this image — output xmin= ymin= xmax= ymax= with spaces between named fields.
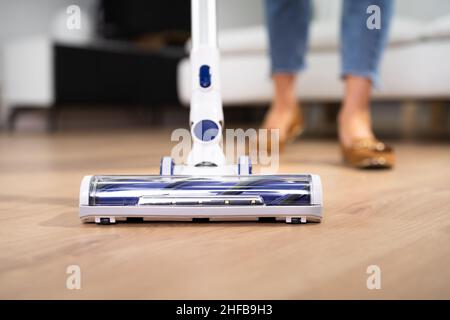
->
xmin=0 ymin=130 xmax=449 ymax=299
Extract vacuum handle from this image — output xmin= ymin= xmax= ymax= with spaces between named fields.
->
xmin=191 ymin=0 xmax=217 ymax=50
xmin=188 ymin=0 xmax=225 ymax=160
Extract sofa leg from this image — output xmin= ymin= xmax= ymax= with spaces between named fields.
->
xmin=6 ymin=108 xmax=20 ymax=132
xmin=430 ymin=101 xmax=449 ymax=138
xmin=322 ymin=103 xmax=339 ymax=136
xmin=400 ymin=100 xmax=419 ymax=139
xmin=47 ymin=107 xmax=58 ymax=132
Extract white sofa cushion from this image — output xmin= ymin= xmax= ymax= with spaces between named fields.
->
xmin=216 ymin=17 xmax=425 ymax=55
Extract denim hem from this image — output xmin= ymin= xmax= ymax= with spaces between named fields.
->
xmin=271 ymin=64 xmax=307 ymax=76
xmin=341 ymin=70 xmax=381 ymax=89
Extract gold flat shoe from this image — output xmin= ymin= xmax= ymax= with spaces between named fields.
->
xmin=341 ymin=138 xmax=395 ymax=169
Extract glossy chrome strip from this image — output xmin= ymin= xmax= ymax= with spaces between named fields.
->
xmin=138 ymin=195 xmax=264 ymax=206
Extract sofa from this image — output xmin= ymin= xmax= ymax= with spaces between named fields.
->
xmin=178 ymin=14 xmax=450 ymax=103
xmin=177 ymin=12 xmax=450 ymax=135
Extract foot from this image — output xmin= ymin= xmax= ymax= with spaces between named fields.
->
xmin=338 ymin=110 xmax=395 ymax=169
xmin=338 ymin=75 xmax=395 ymax=168
xmin=338 ymin=109 xmax=374 ymax=148
xmin=261 ymin=102 xmax=304 ymax=152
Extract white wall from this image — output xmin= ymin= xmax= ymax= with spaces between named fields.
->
xmin=217 ymin=0 xmax=264 ymax=30
xmin=217 ymin=0 xmax=450 ymax=29
xmin=0 ymin=0 xmax=96 ymax=39
xmin=1 ymin=0 xmax=449 ymax=83
xmin=0 ymin=0 xmax=96 ymax=84
xmin=396 ymin=0 xmax=450 ymax=21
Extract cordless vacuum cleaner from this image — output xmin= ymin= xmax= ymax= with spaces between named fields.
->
xmin=79 ymin=0 xmax=323 ymax=224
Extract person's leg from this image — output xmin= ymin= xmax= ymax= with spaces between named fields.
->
xmin=339 ymin=0 xmax=394 ymax=148
xmin=263 ymin=0 xmax=311 ymax=146
xmin=339 ymin=76 xmax=374 ymax=147
xmin=262 ymin=74 xmax=302 ymax=145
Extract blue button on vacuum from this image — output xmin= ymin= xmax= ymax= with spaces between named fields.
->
xmin=199 ymin=65 xmax=211 ymax=88
xmin=193 ymin=120 xmax=219 ymax=142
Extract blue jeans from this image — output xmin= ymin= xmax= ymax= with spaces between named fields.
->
xmin=265 ymin=0 xmax=394 ymax=87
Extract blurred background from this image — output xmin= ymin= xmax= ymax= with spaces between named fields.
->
xmin=0 ymin=0 xmax=449 ymax=140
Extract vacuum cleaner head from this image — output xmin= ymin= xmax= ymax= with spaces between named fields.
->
xmin=78 ymin=1 xmax=324 ymax=225
xmin=79 ymin=174 xmax=323 ymax=224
